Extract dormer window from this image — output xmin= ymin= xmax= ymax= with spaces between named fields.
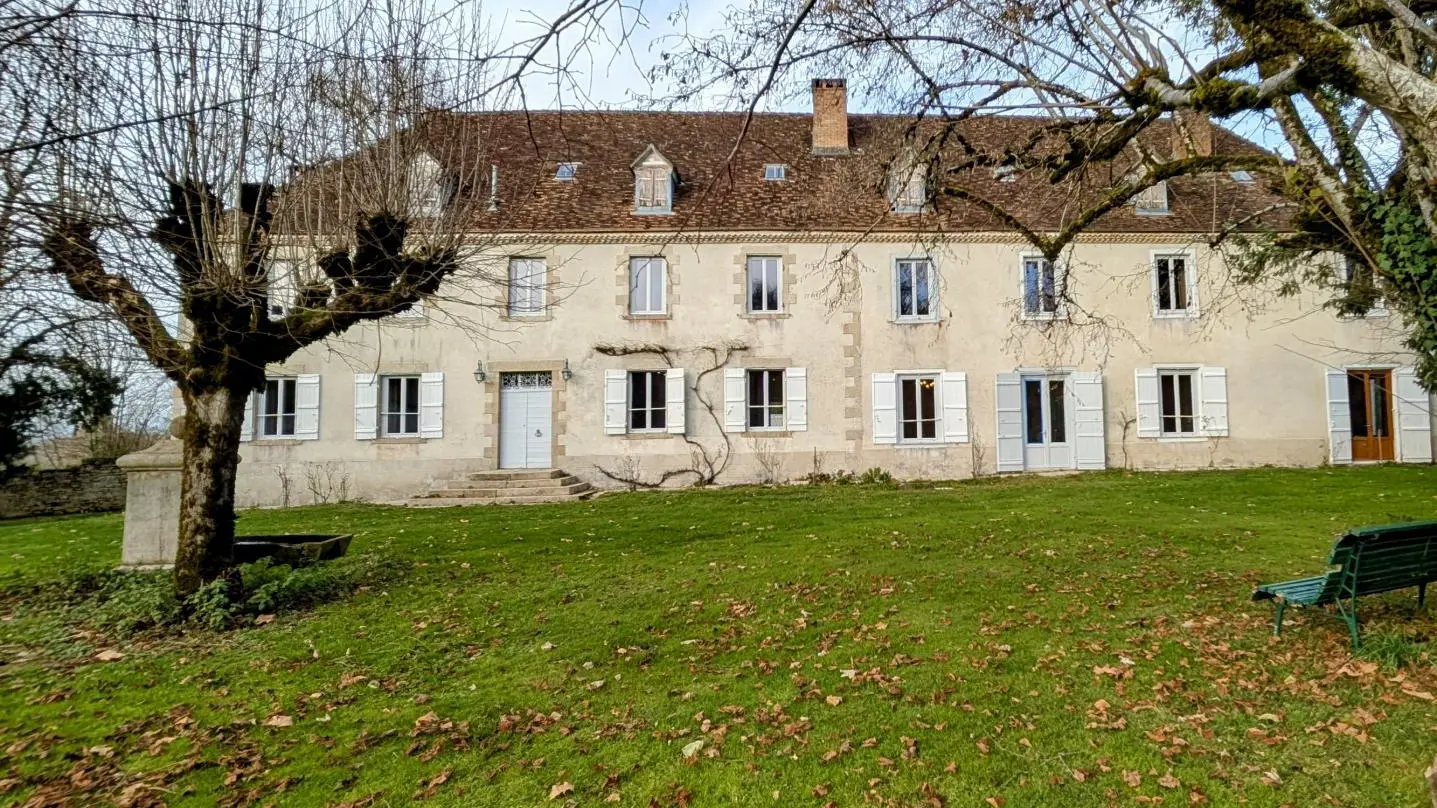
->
xmin=1134 ymin=180 xmax=1170 ymax=215
xmin=556 ymin=162 xmax=580 ymax=181
xmin=889 ymin=156 xmax=927 ymax=214
xmin=632 ymin=144 xmax=675 ymax=215
xmin=764 ymin=164 xmax=787 ymax=181
xmin=407 ymin=153 xmax=452 ymax=218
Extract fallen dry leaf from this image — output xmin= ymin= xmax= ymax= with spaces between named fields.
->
xmin=95 ymin=649 xmax=124 ymax=662
xmin=264 ymin=714 xmax=294 ymax=728
xmin=549 ymin=781 xmax=573 ymax=800
xmin=1123 ymin=770 xmax=1142 ymax=788
xmin=254 ymin=614 xmax=275 ymax=625
xmin=1158 ymin=772 xmax=1180 ymax=789
xmin=825 ymin=695 xmax=843 ymax=706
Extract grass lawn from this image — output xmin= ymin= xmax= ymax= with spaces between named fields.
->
xmin=2 ymin=466 xmax=1437 ymax=807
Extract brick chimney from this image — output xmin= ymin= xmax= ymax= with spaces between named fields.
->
xmin=811 ymin=78 xmax=849 ymax=155
xmin=1171 ymin=109 xmax=1213 ymax=158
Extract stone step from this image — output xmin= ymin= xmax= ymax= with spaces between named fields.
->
xmin=407 ymin=492 xmax=592 ymax=507
xmin=448 ymin=474 xmax=582 ymax=490
xmin=466 ymin=468 xmax=565 ymax=482
xmin=426 ymin=482 xmax=592 ymax=499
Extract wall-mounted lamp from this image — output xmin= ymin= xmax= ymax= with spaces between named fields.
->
xmin=561 ymin=359 xmax=573 ymax=381
xmin=473 ymin=361 xmax=487 ymax=383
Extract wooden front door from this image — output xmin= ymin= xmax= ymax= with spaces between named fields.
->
xmin=1348 ymin=369 xmax=1396 ymax=462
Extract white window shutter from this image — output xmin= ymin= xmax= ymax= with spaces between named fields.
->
xmin=1135 ymin=368 xmax=1161 ymax=438
xmin=240 ymin=392 xmax=255 ymax=442
xmin=354 ymin=374 xmax=379 ymax=440
xmin=1394 ymin=367 xmax=1434 ymax=463
xmin=786 ymin=367 xmax=808 ymax=432
xmin=1071 ymin=371 xmax=1106 ymax=470
xmin=294 ymin=375 xmax=321 ymax=440
xmin=723 ymin=367 xmax=747 ymax=432
xmin=1199 ymin=366 xmax=1229 ymax=437
xmin=604 ymin=370 xmax=627 ymax=435
xmin=1326 ymin=369 xmax=1352 ymax=464
xmin=939 ymin=371 xmax=968 ymax=443
xmin=666 ymin=368 xmax=686 ymax=435
xmin=419 ymin=372 xmax=444 ymax=439
xmin=995 ymin=373 xmax=1024 ymax=472
xmin=871 ymin=372 xmax=897 ymax=444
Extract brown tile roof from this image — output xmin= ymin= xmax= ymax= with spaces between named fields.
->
xmin=295 ymin=110 xmax=1291 ymax=236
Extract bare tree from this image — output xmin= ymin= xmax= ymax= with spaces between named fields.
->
xmin=8 ymin=0 xmax=625 ymax=594
xmin=664 ymin=0 xmax=1437 ymax=387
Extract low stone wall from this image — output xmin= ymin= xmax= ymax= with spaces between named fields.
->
xmin=0 ymin=461 xmax=127 ymax=519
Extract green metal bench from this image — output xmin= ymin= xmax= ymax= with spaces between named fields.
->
xmin=1252 ymin=520 xmax=1437 ymax=648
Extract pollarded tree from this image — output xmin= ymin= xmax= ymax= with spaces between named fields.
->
xmin=665 ymin=0 xmax=1437 ymax=386
xmin=13 ymin=0 xmax=607 ymax=594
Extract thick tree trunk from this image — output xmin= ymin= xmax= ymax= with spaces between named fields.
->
xmin=173 ymin=386 xmax=247 ymax=596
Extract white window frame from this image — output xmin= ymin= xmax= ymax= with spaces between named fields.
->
xmin=763 ymin=164 xmax=787 ymax=181
xmin=1020 ymin=254 xmax=1063 ymax=320
xmin=628 ymin=257 xmax=667 ymax=315
xmin=896 ymin=373 xmax=941 ymax=444
xmin=1133 ymin=179 xmax=1170 ymax=216
xmin=507 ymin=257 xmax=546 ymax=317
xmin=746 ymin=256 xmax=783 ymax=313
xmin=556 ymin=162 xmax=580 ymax=181
xmin=1151 ymin=250 xmax=1199 ymax=319
xmin=627 ymin=370 xmax=667 ymax=432
xmin=1156 ymin=367 xmax=1200 ymax=437
xmin=894 ymin=257 xmax=938 ymax=322
xmin=746 ymin=368 xmax=786 ymax=431
xmin=257 ymin=377 xmax=297 ymax=438
xmin=380 ymin=375 xmax=421 ymax=437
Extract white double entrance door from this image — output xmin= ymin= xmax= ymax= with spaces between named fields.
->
xmin=499 ymin=372 xmax=553 ymax=469
xmin=1020 ymin=374 xmax=1074 ymax=469
xmin=996 ymin=371 xmax=1105 ymax=472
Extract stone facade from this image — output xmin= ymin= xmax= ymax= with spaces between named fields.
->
xmin=224 ymin=234 xmax=1435 ymax=507
xmin=0 ymin=460 xmax=127 ymax=519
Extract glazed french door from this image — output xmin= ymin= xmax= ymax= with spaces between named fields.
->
xmin=1347 ymin=369 xmax=1395 ymax=462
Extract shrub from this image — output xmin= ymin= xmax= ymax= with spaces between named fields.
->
xmin=859 ymin=467 xmax=893 ymax=485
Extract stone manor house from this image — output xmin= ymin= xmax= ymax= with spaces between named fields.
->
xmin=235 ymin=79 xmax=1435 ymax=505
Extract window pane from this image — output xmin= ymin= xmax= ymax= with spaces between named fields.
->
xmin=919 ymin=377 xmax=936 ymax=420
xmin=281 ymin=414 xmax=295 ymax=435
xmin=653 ymin=409 xmax=666 ymax=429
xmin=1024 ymin=380 xmax=1043 ymax=444
xmin=1049 ymin=380 xmax=1066 ymax=443
xmin=1348 ymin=372 xmax=1369 ymax=437
xmin=386 ymin=413 xmax=401 ymax=434
xmin=264 ymin=380 xmax=280 ymax=416
xmin=748 ymin=406 xmax=764 ymax=428
xmin=650 ymin=260 xmax=664 ymax=308
xmin=386 ymin=378 xmax=402 ymax=415
xmin=405 ymin=378 xmax=420 ymax=414
xmin=748 ymin=370 xmax=762 ymax=407
xmin=1177 ymin=374 xmax=1194 ymax=419
xmin=1156 ymin=258 xmax=1172 ymax=310
xmin=1023 ymin=261 xmax=1039 ymax=313
xmin=765 ymin=262 xmax=780 ymax=311
xmin=921 ymin=418 xmax=936 ymax=439
xmin=1172 ymin=259 xmax=1188 ymax=309
xmin=1041 ymin=264 xmax=1057 ymax=312
xmin=1371 ymin=376 xmax=1391 ymax=437
xmin=650 ymin=372 xmax=666 ymax=411
xmin=898 ymin=263 xmax=913 ymax=316
xmin=405 ymin=413 xmax=419 ymax=434
xmin=915 ymin=263 xmax=931 ymax=316
xmin=630 ymin=372 xmax=647 ymax=409
xmin=766 ymin=370 xmax=784 ymax=405
xmin=749 ymin=259 xmax=765 ymax=311
xmin=1160 ymin=374 xmax=1175 ymax=419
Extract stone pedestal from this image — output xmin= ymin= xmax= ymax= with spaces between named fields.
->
xmin=116 ymin=438 xmax=183 ymax=569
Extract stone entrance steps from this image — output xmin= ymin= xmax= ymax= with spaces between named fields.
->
xmin=409 ymin=468 xmax=594 ymax=506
